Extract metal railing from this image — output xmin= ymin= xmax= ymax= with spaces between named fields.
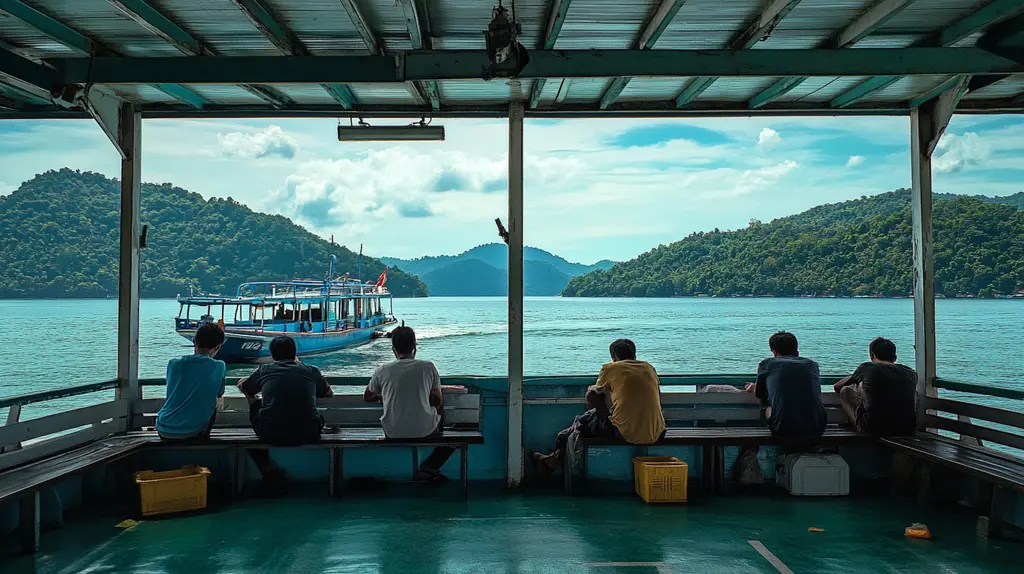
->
xmin=2 ymin=374 xmax=1021 ymax=472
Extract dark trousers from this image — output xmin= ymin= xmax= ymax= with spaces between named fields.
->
xmin=247 ymin=399 xmax=322 ymax=476
xmin=555 ymin=408 xmax=620 ymax=452
xmin=420 ymin=424 xmax=457 ymax=473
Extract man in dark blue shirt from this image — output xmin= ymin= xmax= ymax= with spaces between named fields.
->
xmin=747 ymin=331 xmax=826 ymax=437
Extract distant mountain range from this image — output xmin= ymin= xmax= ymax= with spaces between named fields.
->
xmin=381 ymin=244 xmax=616 ymax=296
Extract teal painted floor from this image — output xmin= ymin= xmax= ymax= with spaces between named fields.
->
xmin=4 ymin=487 xmax=1020 ymax=573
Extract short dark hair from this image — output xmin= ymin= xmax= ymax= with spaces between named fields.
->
xmin=609 ymin=339 xmax=637 ymax=361
xmin=391 ymin=326 xmax=416 ymax=356
xmin=869 ymin=337 xmax=897 ymax=362
xmin=768 ymin=331 xmax=799 ymax=356
xmin=194 ymin=322 xmax=225 ymax=350
xmin=270 ymin=336 xmax=297 ymax=361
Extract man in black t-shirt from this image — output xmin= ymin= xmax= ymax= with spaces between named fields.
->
xmin=834 ymin=337 xmax=917 ymax=436
xmin=746 ymin=331 xmax=826 ymax=437
xmin=237 ymin=336 xmax=333 ymax=490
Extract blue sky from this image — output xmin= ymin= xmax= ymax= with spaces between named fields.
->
xmin=0 ymin=114 xmax=1021 ymax=263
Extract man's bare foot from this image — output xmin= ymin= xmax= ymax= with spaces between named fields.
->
xmin=532 ymin=451 xmax=563 ymax=473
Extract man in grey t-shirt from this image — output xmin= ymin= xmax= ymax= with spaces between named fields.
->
xmin=364 ymin=326 xmax=454 ymax=481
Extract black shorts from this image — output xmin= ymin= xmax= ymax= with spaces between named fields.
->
xmin=248 ymin=399 xmax=322 ymax=446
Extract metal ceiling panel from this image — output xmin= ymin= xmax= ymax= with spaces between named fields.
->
xmin=961 ymin=74 xmax=1024 ymax=99
xmin=695 ymin=77 xmax=781 ymax=102
xmin=254 ymin=0 xmax=374 ymax=55
xmin=9 ymin=0 xmax=183 ymax=56
xmin=109 ymin=83 xmax=179 ymax=103
xmin=779 ymin=76 xmax=873 ymax=103
xmin=181 ymin=84 xmax=268 ymax=105
xmin=562 ymin=77 xmax=615 ymax=103
xmin=757 ymin=0 xmax=872 ymax=49
xmin=857 ymin=74 xmax=954 ymax=103
xmin=615 ymin=77 xmax=688 ymax=102
xmin=347 ymin=83 xmax=420 ymax=105
xmin=275 ymin=84 xmax=340 ymax=105
xmin=438 ymin=78 xmax=535 ymax=105
xmin=0 ymin=11 xmax=77 ymax=57
xmin=143 ymin=0 xmax=284 ymax=55
xmin=656 ymin=0 xmax=760 ymax=50
xmin=556 ymin=0 xmax=659 ymax=50
xmin=877 ymin=0 xmax=994 ymax=35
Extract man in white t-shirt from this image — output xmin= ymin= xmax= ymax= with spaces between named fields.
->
xmin=364 ymin=326 xmax=454 ymax=481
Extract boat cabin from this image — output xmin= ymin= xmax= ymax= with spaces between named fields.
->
xmin=2 ymin=0 xmax=1024 ymax=571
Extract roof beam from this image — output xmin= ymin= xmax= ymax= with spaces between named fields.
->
xmin=830 ymin=0 xmax=1023 ymax=108
xmin=51 ymin=48 xmax=1024 ymax=85
xmin=748 ymin=0 xmax=914 ymax=109
xmin=598 ymin=0 xmax=685 ymax=109
xmin=528 ymin=0 xmax=573 ymax=109
xmin=676 ymin=0 xmax=801 ymax=107
xmin=0 ymin=45 xmax=54 ymax=102
xmin=231 ymin=0 xmax=356 ymax=108
xmin=339 ymin=0 xmax=382 ymax=55
xmin=397 ymin=0 xmax=440 ymax=111
xmin=0 ymin=0 xmax=207 ymax=108
xmin=107 ymin=0 xmax=207 ymax=56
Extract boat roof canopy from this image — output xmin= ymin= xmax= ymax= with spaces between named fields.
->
xmin=1 ymin=0 xmax=1022 ymax=119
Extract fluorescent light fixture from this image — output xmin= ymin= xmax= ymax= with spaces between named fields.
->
xmin=337 ymin=124 xmax=445 ymax=142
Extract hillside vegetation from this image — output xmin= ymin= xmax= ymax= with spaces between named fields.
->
xmin=563 ymin=190 xmax=1024 ymax=298
xmin=0 ymin=169 xmax=427 ymax=298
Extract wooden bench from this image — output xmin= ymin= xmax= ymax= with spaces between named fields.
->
xmin=882 ymin=395 xmax=1024 ymax=538
xmin=135 ymin=391 xmax=483 ymax=496
xmin=0 ymin=435 xmax=149 ymax=553
xmin=565 ymin=389 xmax=869 ymax=494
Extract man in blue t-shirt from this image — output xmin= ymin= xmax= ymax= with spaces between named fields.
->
xmin=156 ymin=322 xmax=227 ymax=441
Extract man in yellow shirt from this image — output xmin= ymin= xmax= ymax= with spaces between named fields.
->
xmin=533 ymin=339 xmax=666 ymax=473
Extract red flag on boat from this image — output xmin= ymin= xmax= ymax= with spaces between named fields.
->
xmin=376 ymin=267 xmax=388 ymax=286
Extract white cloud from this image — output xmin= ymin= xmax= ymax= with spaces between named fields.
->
xmin=218 ymin=125 xmax=299 ymax=160
xmin=846 ymin=155 xmax=865 ymax=167
xmin=933 ymin=132 xmax=991 ymax=173
xmin=757 ymin=127 xmax=781 ymax=149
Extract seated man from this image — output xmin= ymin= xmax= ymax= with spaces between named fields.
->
xmin=363 ymin=326 xmax=452 ymax=482
xmin=533 ymin=339 xmax=666 ymax=473
xmin=238 ymin=336 xmax=333 ymax=489
xmin=747 ymin=331 xmax=825 ymax=437
xmin=156 ymin=322 xmax=226 ymax=441
xmin=834 ymin=337 xmax=917 ymax=436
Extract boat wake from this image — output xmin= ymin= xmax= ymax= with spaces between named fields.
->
xmin=414 ymin=323 xmax=508 ymax=341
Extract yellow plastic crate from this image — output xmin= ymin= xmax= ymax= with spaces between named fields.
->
xmin=633 ymin=456 xmax=688 ymax=503
xmin=134 ymin=466 xmax=211 ymax=517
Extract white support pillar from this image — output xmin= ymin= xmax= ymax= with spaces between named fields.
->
xmin=909 ymin=77 xmax=966 ymax=428
xmin=506 ymin=102 xmax=525 ymax=487
xmin=116 ymin=103 xmax=142 ymax=426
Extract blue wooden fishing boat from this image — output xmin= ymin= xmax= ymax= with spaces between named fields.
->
xmin=174 ymin=257 xmax=396 ymax=363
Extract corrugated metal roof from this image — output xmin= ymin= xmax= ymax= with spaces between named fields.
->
xmin=0 ymin=0 xmax=1020 ymax=118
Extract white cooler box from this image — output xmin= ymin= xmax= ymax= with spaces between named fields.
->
xmin=777 ymin=454 xmax=849 ymax=496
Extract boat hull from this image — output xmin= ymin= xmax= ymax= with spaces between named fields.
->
xmin=176 ymin=320 xmax=395 ymax=364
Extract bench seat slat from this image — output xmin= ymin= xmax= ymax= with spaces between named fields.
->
xmin=581 ymin=427 xmax=868 ymax=447
xmin=883 ymin=434 xmax=1024 ymax=493
xmin=0 ymin=436 xmax=149 ymax=504
xmin=136 ymin=428 xmax=484 ymax=447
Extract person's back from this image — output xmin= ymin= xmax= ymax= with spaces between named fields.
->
xmin=754 ymin=332 xmax=826 ymax=437
xmin=596 ymin=359 xmax=665 ymax=445
xmin=370 ymin=357 xmax=441 ymax=439
xmin=854 ymin=362 xmax=917 ymax=435
xmin=239 ymin=337 xmax=332 ymax=446
xmin=156 ymin=323 xmax=226 ymax=439
xmin=244 ymin=361 xmax=328 ymax=442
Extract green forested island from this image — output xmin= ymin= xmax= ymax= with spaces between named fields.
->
xmin=0 ymin=169 xmax=427 ymax=298
xmin=563 ymin=190 xmax=1024 ymax=298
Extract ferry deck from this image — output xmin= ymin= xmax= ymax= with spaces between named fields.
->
xmin=2 ymin=0 xmax=1024 ymax=572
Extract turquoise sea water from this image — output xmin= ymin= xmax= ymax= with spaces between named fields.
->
xmin=1 ymin=297 xmax=1020 ymax=401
